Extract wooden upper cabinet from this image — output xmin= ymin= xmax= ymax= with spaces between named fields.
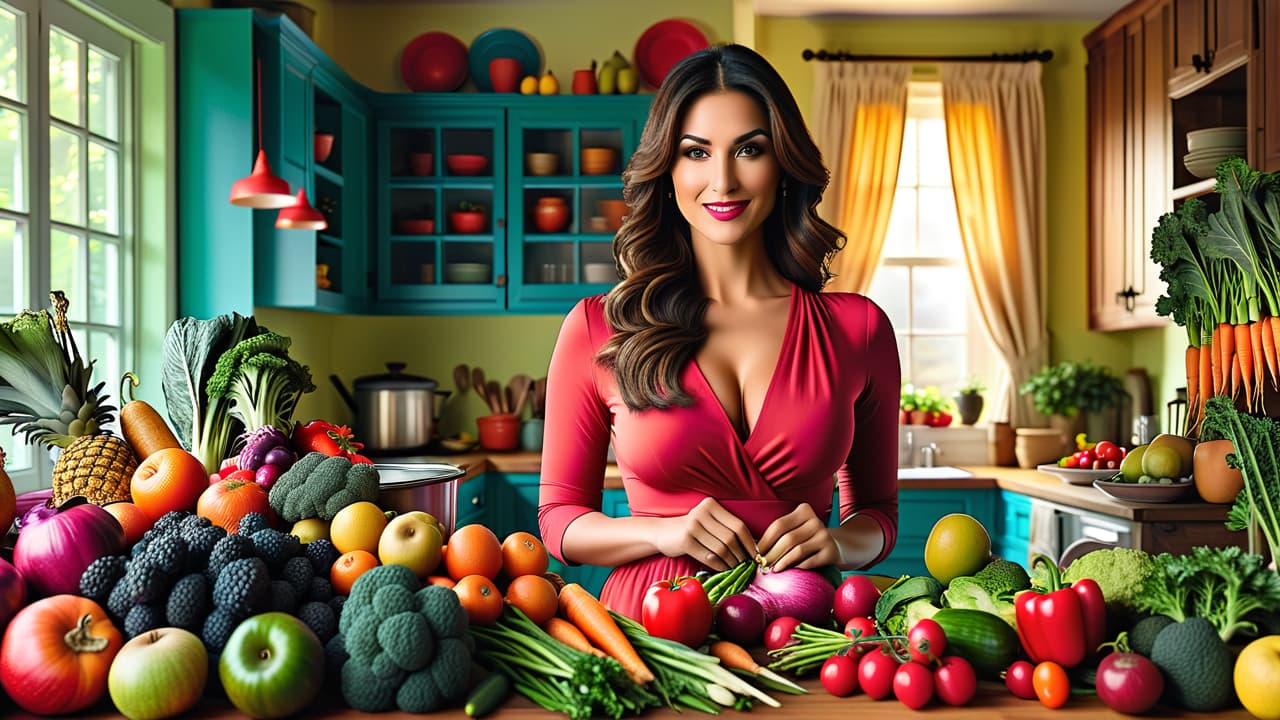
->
xmin=1260 ymin=0 xmax=1280 ymax=172
xmin=1168 ymin=0 xmax=1253 ymax=96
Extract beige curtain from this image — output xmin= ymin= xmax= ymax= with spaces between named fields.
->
xmin=812 ymin=62 xmax=910 ymax=293
xmin=940 ymin=62 xmax=1048 ymax=427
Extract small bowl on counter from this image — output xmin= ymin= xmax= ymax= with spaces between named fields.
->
xmin=1093 ymin=477 xmax=1195 ymax=503
xmin=1036 ymin=464 xmax=1119 ymax=486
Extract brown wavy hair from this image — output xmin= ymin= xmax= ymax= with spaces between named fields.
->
xmin=597 ymin=44 xmax=846 ymax=412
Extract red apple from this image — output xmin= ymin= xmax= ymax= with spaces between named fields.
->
xmin=108 ymin=628 xmax=207 ymax=720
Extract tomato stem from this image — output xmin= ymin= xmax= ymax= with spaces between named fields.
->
xmin=63 ymin=614 xmax=109 ymax=653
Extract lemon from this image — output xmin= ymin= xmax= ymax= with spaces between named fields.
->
xmin=290 ymin=517 xmax=330 ymax=544
xmin=924 ymin=513 xmax=992 ymax=585
xmin=1141 ymin=445 xmax=1183 ymax=480
xmin=330 ymin=501 xmax=388 ymax=555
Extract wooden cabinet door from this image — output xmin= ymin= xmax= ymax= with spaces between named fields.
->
xmin=1088 ymin=32 xmax=1131 ymax=330
xmin=1259 ymin=0 xmax=1280 ymax=172
xmin=1169 ymin=0 xmax=1208 ymax=93
xmin=1210 ymin=0 xmax=1252 ymax=75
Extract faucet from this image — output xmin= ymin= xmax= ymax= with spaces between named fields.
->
xmin=920 ymin=442 xmax=941 ymax=468
xmin=902 ymin=430 xmax=915 ymax=467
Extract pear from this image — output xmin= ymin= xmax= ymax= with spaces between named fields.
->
xmin=602 ymin=50 xmax=630 ymax=72
xmin=616 ymin=67 xmax=639 ymax=94
xmin=538 ymin=70 xmax=559 ymax=95
xmin=598 ymin=63 xmax=618 ymax=94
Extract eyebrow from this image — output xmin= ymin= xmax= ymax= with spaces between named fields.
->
xmin=679 ymin=128 xmax=769 ymax=146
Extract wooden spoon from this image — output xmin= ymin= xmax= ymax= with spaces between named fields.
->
xmin=471 ymin=367 xmax=490 ymax=408
xmin=486 ymin=380 xmax=505 ymax=414
xmin=453 ymin=364 xmax=470 ymax=394
xmin=532 ymin=376 xmax=548 ymax=417
xmin=509 ymin=374 xmax=532 ymax=416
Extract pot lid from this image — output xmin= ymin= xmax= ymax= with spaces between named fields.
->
xmin=376 ymin=462 xmax=466 ymax=488
xmin=354 ymin=362 xmax=438 ymax=391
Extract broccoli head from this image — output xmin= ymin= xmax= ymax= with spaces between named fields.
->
xmin=975 ymin=557 xmax=1032 ymax=598
xmin=268 ymin=451 xmax=379 ymax=522
xmin=206 ymin=331 xmax=315 ymax=435
xmin=1062 ymin=547 xmax=1156 ymax=619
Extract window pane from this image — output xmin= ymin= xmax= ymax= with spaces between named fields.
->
xmin=50 ymin=125 xmax=83 ymax=225
xmin=882 ymin=187 xmax=916 ymax=257
xmin=49 ymin=28 xmax=82 ymax=124
xmin=88 ymin=141 xmax=116 ymax=233
xmin=913 ymin=266 xmax=967 ymax=332
xmin=867 ymin=265 xmax=908 ymax=331
xmin=0 ymin=106 xmax=24 ymax=211
xmin=88 ymin=330 xmax=120 ymax=410
xmin=0 ymin=6 xmax=19 ymax=102
xmin=897 ymin=118 xmax=917 ymax=186
xmin=49 ymin=229 xmax=86 ymax=322
xmin=88 ymin=47 xmax=117 ymax=140
xmin=917 ymin=187 xmax=962 ymax=257
xmin=0 ymin=218 xmax=23 ymax=314
xmin=918 ymin=117 xmax=950 ymax=186
xmin=2 ymin=429 xmax=32 ymax=472
xmin=88 ymin=237 xmax=118 ymax=324
xmin=912 ymin=335 xmax=966 ymax=390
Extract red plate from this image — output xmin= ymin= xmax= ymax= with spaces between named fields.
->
xmin=401 ymin=31 xmax=468 ymax=92
xmin=633 ymin=19 xmax=710 ymax=89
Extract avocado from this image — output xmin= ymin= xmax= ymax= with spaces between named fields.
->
xmin=1150 ymin=617 xmax=1235 ymax=711
xmin=1129 ymin=614 xmax=1174 ymax=657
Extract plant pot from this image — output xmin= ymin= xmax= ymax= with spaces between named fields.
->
xmin=954 ymin=392 xmax=984 ymax=425
xmin=477 ymin=413 xmax=520 ymax=451
xmin=1015 ymin=428 xmax=1065 ymax=468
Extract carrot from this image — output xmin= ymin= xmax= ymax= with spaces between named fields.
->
xmin=118 ymin=372 xmax=181 ymax=460
xmin=1270 ymin=316 xmax=1280 ymax=389
xmin=1210 ymin=325 xmax=1223 ymax=396
xmin=1250 ymin=320 xmax=1265 ymax=408
xmin=1186 ymin=344 xmax=1200 ymax=432
xmin=708 ymin=640 xmax=806 ymax=693
xmin=1237 ymin=322 xmax=1255 ymax=410
xmin=1200 ymin=332 xmax=1213 ymax=433
xmin=1219 ymin=322 xmax=1235 ymax=395
xmin=557 ymin=583 xmax=654 ymax=684
xmin=1231 ymin=351 xmax=1243 ymax=404
xmin=544 ymin=617 xmax=605 ymax=657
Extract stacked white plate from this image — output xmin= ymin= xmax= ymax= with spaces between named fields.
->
xmin=1184 ymin=126 xmax=1247 ymax=179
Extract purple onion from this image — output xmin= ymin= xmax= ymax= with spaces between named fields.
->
xmin=262 ymin=446 xmax=297 ymax=470
xmin=255 ymin=463 xmax=285 ymax=490
xmin=14 ymin=499 xmax=124 ymax=598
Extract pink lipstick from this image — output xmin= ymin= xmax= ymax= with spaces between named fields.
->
xmin=703 ymin=200 xmax=748 ymax=221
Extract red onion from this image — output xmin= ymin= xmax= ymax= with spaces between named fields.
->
xmin=0 ymin=557 xmax=24 ymax=631
xmin=742 ymin=567 xmax=836 ymax=627
xmin=13 ymin=489 xmax=54 ymax=529
xmin=13 ymin=499 xmax=124 ymax=598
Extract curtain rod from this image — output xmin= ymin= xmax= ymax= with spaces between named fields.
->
xmin=802 ymin=49 xmax=1053 ymax=63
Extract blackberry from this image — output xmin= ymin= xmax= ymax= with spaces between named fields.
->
xmin=305 ymin=538 xmax=340 ymax=575
xmin=308 ymin=576 xmax=334 ymax=603
xmin=201 ymin=607 xmax=240 ymax=653
xmin=180 ymin=514 xmax=213 ymax=534
xmin=79 ymin=555 xmax=127 ymax=603
xmin=142 ymin=534 xmax=189 ymax=576
xmin=327 ymin=594 xmax=346 ymax=619
xmin=237 ymin=512 xmax=271 ymax=537
xmin=268 ymin=580 xmax=297 ymax=614
xmin=123 ymin=603 xmax=164 ymax=639
xmin=206 ymin=533 xmax=256 ymax=583
xmin=297 ymin=601 xmax=338 ymax=643
xmin=152 ymin=510 xmax=189 ymax=536
xmin=282 ymin=556 xmax=314 ymax=595
xmin=251 ymin=528 xmax=300 ymax=569
xmin=122 ymin=562 xmax=170 ymax=605
xmin=212 ymin=557 xmax=269 ymax=616
xmin=130 ymin=538 xmax=150 ymax=558
xmin=183 ymin=525 xmax=226 ymax=562
xmin=106 ymin=577 xmax=135 ymax=621
xmin=166 ymin=573 xmax=210 ymax=631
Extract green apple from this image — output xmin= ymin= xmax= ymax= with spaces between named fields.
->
xmin=1119 ymin=444 xmax=1147 ymax=483
xmin=219 ymin=612 xmax=323 ymax=719
xmin=108 ymin=628 xmax=208 ymax=720
xmin=378 ymin=511 xmax=444 ymax=578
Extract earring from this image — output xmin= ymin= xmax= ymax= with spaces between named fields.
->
xmin=667 ymin=191 xmax=673 ymax=199
xmin=781 ymin=180 xmax=788 ymax=198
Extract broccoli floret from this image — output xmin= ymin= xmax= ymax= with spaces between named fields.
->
xmin=416 ymin=585 xmax=467 ymax=639
xmin=377 ymin=611 xmax=434 ymax=671
xmin=122 ymin=561 xmax=171 ymax=604
xmin=1062 ymin=547 xmax=1157 ymax=619
xmin=397 ymin=668 xmax=445 ymax=713
xmin=341 ymin=658 xmax=401 ymax=712
xmin=308 ymin=576 xmax=334 ymax=603
xmin=347 ymin=565 xmax=418 ymax=619
xmin=205 ymin=533 xmax=256 ymax=583
xmin=236 ymin=511 xmax=271 ymax=537
xmin=142 ymin=534 xmax=190 ymax=577
xmin=344 ymin=613 xmax=382 ymax=662
xmin=202 ymin=607 xmax=241 ymax=653
xmin=251 ymin=528 xmax=300 ymax=569
xmin=183 ymin=524 xmax=226 ymax=561
xmin=975 ymin=557 xmax=1031 ymax=598
xmin=283 ymin=556 xmax=314 ymax=595
xmin=305 ymin=538 xmax=341 ymax=575
xmin=373 ymin=585 xmax=416 ymax=621
xmin=268 ymin=580 xmax=298 ymax=614
xmin=298 ymin=601 xmax=338 ymax=643
xmin=428 ymin=636 xmax=471 ymax=702
xmin=268 ymin=452 xmax=379 ymax=523
xmin=205 ymin=331 xmax=314 ymax=435
xmin=371 ymin=651 xmax=402 ymax=679
xmin=212 ymin=557 xmax=270 ymax=616
xmin=166 ymin=573 xmax=211 ymax=631
xmin=124 ymin=603 xmax=164 ymax=639
xmin=80 ymin=555 xmax=127 ymax=603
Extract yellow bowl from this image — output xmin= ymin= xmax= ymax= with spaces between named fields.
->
xmin=581 ymin=147 xmax=618 ymax=175
xmin=526 ymin=152 xmax=559 ymax=176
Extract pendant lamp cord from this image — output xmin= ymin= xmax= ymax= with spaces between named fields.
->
xmin=255 ymin=58 xmax=264 ymax=152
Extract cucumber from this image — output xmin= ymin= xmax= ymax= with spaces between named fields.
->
xmin=930 ymin=608 xmax=1019 ymax=678
xmin=464 ymin=671 xmax=512 ymax=718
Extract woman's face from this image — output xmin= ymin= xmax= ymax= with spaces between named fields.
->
xmin=671 ymin=90 xmax=781 ymax=249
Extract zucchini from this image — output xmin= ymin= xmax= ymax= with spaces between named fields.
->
xmin=464 ymin=671 xmax=511 ymax=718
xmin=931 ymin=608 xmax=1020 ymax=679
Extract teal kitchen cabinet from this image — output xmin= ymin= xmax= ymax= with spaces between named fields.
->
xmin=455 ymin=473 xmax=488 ymax=531
xmin=178 ymin=10 xmax=370 ymax=318
xmin=871 ymin=489 xmax=997 ymax=579
xmin=995 ymin=490 xmax=1033 ymax=568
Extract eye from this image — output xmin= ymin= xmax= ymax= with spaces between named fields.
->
xmin=737 ymin=143 xmax=764 ymax=158
xmin=683 ymin=146 xmax=709 ymax=160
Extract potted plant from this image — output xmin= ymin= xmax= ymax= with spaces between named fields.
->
xmin=954 ymin=376 xmax=986 ymax=426
xmin=1019 ymin=360 xmax=1126 ymax=448
xmin=449 ymin=200 xmax=488 ymax=234
xmin=900 ymin=385 xmax=952 ymax=426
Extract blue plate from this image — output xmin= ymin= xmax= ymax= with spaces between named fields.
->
xmin=469 ymin=28 xmax=541 ymax=92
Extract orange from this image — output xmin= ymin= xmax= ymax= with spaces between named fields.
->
xmin=505 ymin=574 xmax=559 ymax=626
xmin=330 ymin=549 xmax=379 ymax=595
xmin=454 ymin=574 xmax=504 ymax=626
xmin=102 ymin=501 xmax=153 ymax=547
xmin=444 ymin=524 xmax=503 ymax=581
xmin=502 ymin=531 xmax=549 ymax=578
xmin=425 ymin=575 xmax=456 ymax=589
xmin=130 ymin=447 xmax=209 ymax=521
xmin=330 ymin=501 xmax=388 ymax=555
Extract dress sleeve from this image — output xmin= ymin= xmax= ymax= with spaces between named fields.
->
xmin=836 ymin=297 xmax=901 ymax=569
xmin=537 ymin=299 xmax=613 ymax=565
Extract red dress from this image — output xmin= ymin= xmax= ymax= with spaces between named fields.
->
xmin=538 ymin=284 xmax=901 ymax=620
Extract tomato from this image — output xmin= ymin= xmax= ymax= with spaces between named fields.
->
xmin=641 ymin=576 xmax=713 ymax=648
xmin=843 ymin=616 xmax=877 ymax=652
xmin=1094 ymin=441 xmax=1121 ymax=463
xmin=833 ymin=575 xmax=881 ymax=625
xmin=763 ymin=616 xmax=803 ymax=652
xmin=933 ymin=656 xmax=977 ymax=706
xmin=893 ymin=660 xmax=934 ymax=709
xmin=1095 ymin=651 xmax=1164 ymax=714
xmin=1059 ymin=455 xmax=1078 ymax=468
xmin=1033 ymin=661 xmax=1071 ymax=709
xmin=1005 ymin=660 xmax=1037 ymax=699
xmin=820 ymin=654 xmax=860 ymax=697
xmin=857 ymin=647 xmax=900 ymax=700
xmin=907 ymin=618 xmax=947 ymax=665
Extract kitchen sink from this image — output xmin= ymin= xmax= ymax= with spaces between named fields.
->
xmin=898 ymin=466 xmax=974 ymax=480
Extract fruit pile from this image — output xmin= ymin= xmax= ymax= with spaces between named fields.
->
xmin=1056 ymin=437 xmax=1127 ymax=470
xmin=1113 ymin=434 xmax=1194 ymax=484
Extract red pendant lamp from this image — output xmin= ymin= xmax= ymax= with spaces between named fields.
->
xmin=229 ymin=59 xmax=295 ymax=208
xmin=275 ymin=188 xmax=328 ymax=230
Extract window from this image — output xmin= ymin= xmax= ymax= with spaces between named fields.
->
xmin=866 ymin=81 xmax=999 ymax=407
xmin=1 ymin=0 xmax=132 ymax=485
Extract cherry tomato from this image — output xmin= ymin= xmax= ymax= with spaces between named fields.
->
xmin=820 ymin=654 xmax=860 ymax=697
xmin=833 ymin=574 xmax=882 ymax=625
xmin=857 ymin=647 xmax=900 ymax=700
xmin=933 ymin=655 xmax=977 ymax=706
xmin=1094 ymin=440 xmax=1121 ymax=462
xmin=1033 ymin=661 xmax=1071 ymax=709
xmin=1059 ymin=455 xmax=1078 ymax=468
xmin=907 ymin=618 xmax=947 ymax=665
xmin=893 ymin=660 xmax=935 ymax=710
xmin=763 ymin=616 xmax=802 ymax=652
xmin=1005 ymin=660 xmax=1037 ymax=700
xmin=843 ymin=616 xmax=877 ymax=652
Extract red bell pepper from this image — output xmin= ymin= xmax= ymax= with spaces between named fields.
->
xmin=1015 ymin=554 xmax=1107 ymax=668
xmin=292 ymin=420 xmax=372 ymax=464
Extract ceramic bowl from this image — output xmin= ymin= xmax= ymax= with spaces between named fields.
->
xmin=581 ymin=147 xmax=618 ymax=175
xmin=1036 ymin=463 xmax=1120 ymax=486
xmin=582 ymin=262 xmax=616 ymax=284
xmin=449 ymin=211 xmax=488 ymax=234
xmin=396 ymin=218 xmax=435 ymax=235
xmin=1186 ymin=126 xmax=1247 ymax=152
xmin=445 ymin=262 xmax=491 ymax=284
xmin=1093 ymin=477 xmax=1195 ymax=503
xmin=314 ymin=133 xmax=335 ymax=163
xmin=526 ymin=152 xmax=559 ymax=176
xmin=598 ymin=199 xmax=628 ymax=231
xmin=447 ymin=154 xmax=488 ymax=176
xmin=409 ymin=152 xmax=434 ymax=176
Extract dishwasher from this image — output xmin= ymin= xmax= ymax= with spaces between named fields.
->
xmin=1028 ymin=499 xmax=1134 ymax=566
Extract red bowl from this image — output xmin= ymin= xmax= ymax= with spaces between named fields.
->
xmin=314 ymin=133 xmax=334 ymax=163
xmin=401 ymin=32 xmax=468 ymax=93
xmin=450 ymin=211 xmax=488 ymax=234
xmin=396 ymin=219 xmax=435 ymax=235
xmin=446 ymin=154 xmax=488 ymax=176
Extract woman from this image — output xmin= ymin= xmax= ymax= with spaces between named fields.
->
xmin=538 ymin=44 xmax=900 ymax=620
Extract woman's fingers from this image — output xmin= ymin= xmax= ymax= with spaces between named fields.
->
xmin=705 ymin=503 xmax=759 ymax=561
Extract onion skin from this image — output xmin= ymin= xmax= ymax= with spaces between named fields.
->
xmin=0 ymin=557 xmax=25 ymax=631
xmin=14 ymin=501 xmax=125 ymax=598
xmin=13 ymin=489 xmax=54 ymax=529
xmin=743 ymin=567 xmax=836 ymax=626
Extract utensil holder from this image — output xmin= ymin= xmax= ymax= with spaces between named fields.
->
xmin=477 ymin=413 xmax=520 ymax=451
xmin=520 ymin=418 xmax=545 ymax=451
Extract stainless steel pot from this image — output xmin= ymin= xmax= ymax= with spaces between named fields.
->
xmin=376 ymin=462 xmax=466 ymax=537
xmin=331 ymin=363 xmax=438 ymax=453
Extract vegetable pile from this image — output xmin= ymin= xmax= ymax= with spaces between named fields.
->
xmin=1133 ymin=544 xmax=1280 ymax=642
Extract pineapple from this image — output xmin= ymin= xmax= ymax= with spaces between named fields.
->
xmin=0 ymin=291 xmax=136 ymax=505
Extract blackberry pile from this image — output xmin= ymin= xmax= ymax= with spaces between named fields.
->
xmin=80 ymin=510 xmax=345 ymax=653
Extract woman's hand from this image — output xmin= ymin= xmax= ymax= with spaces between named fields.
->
xmin=654 ymin=497 xmax=758 ymax=572
xmin=757 ymin=503 xmax=840 ymax=572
